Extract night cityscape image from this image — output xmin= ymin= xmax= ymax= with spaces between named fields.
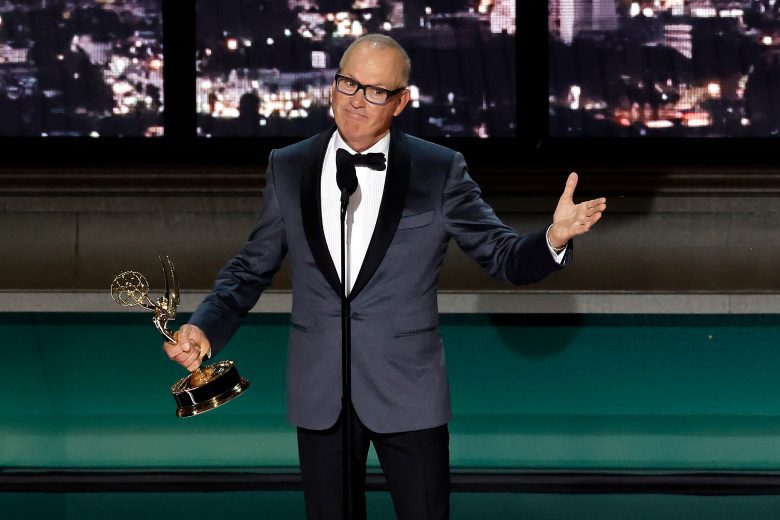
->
xmin=0 ymin=0 xmax=163 ymax=137
xmin=196 ymin=0 xmax=516 ymax=138
xmin=549 ymin=0 xmax=780 ymax=137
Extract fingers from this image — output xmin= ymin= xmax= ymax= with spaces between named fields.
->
xmin=560 ymin=171 xmax=578 ymax=202
xmin=184 ymin=351 xmax=203 ymax=372
xmin=559 ymin=199 xmax=605 ymax=237
xmin=163 ymin=324 xmax=210 ymax=372
xmin=164 ymin=338 xmax=202 ymax=370
xmin=581 ymin=199 xmax=607 ymax=217
xmin=586 ymin=197 xmax=607 ymax=207
xmin=571 ymin=206 xmax=603 ymax=234
xmin=582 ymin=210 xmax=602 ymax=231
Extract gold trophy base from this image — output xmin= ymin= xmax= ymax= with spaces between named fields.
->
xmin=170 ymin=360 xmax=250 ymax=418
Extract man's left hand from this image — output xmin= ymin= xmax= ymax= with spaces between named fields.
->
xmin=548 ymin=171 xmax=606 ymax=249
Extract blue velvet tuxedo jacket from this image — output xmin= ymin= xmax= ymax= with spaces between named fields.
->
xmin=190 ymin=126 xmax=571 ymax=433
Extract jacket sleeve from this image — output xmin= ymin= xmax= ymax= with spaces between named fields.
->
xmin=189 ymin=150 xmax=288 ymax=356
xmin=442 ymin=151 xmax=571 ymax=286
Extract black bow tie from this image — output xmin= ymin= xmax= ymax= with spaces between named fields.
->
xmin=336 ymin=148 xmax=386 ymax=171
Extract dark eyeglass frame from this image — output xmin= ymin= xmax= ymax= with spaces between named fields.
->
xmin=334 ymin=73 xmax=406 ymax=106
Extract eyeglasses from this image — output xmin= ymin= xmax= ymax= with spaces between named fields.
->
xmin=334 ymin=74 xmax=406 ymax=106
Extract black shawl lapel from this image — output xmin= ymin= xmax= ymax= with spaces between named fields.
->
xmin=348 ymin=127 xmax=411 ymax=302
xmin=300 ymin=126 xmax=343 ymax=297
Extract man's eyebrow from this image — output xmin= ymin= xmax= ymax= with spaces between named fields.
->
xmin=342 ymin=75 xmax=393 ymax=90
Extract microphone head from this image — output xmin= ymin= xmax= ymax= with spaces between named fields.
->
xmin=336 ymin=148 xmax=358 ymax=198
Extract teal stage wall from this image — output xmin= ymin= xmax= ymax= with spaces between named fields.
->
xmin=3 ymin=313 xmax=780 ymax=471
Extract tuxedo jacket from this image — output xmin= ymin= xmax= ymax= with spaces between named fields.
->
xmin=190 ymin=126 xmax=571 ymax=433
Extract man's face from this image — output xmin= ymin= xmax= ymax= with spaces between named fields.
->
xmin=332 ymin=42 xmax=410 ymax=152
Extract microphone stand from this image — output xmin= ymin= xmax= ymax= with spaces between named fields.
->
xmin=340 ymin=188 xmax=354 ymax=520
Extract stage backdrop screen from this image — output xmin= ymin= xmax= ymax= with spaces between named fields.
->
xmin=196 ymin=0 xmax=516 ymax=138
xmin=548 ymin=0 xmax=780 ymax=137
xmin=0 ymin=0 xmax=163 ymax=137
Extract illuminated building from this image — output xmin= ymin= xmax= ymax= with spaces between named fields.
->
xmin=549 ymin=0 xmax=618 ymax=44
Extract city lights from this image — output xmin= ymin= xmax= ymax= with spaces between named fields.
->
xmin=0 ymin=0 xmax=163 ymax=137
xmin=196 ymin=0 xmax=516 ymax=138
xmin=549 ymin=0 xmax=780 ymax=136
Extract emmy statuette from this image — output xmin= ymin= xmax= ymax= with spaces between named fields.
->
xmin=110 ymin=256 xmax=249 ymax=417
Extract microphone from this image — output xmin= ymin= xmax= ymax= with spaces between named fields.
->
xmin=336 ymin=149 xmax=358 ymax=208
xmin=333 ymin=145 xmax=383 ymax=519
xmin=334 ymin=148 xmax=357 ymax=520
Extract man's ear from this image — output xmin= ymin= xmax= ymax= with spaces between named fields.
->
xmin=393 ymin=89 xmax=411 ymax=117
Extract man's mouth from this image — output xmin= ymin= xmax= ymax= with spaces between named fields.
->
xmin=343 ymin=108 xmax=368 ymax=119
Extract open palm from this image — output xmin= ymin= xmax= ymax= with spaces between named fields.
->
xmin=548 ymin=172 xmax=606 ymax=249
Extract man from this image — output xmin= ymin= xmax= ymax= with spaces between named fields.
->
xmin=164 ymin=34 xmax=606 ymax=519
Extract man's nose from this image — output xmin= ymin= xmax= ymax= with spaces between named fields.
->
xmin=350 ymin=89 xmax=367 ymax=107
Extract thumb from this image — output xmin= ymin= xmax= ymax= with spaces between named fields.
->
xmin=175 ymin=324 xmax=198 ymax=353
xmin=560 ymin=171 xmax=578 ymax=202
xmin=182 ymin=324 xmax=210 ymax=359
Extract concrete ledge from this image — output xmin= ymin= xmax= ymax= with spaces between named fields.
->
xmin=3 ymin=290 xmax=780 ymax=314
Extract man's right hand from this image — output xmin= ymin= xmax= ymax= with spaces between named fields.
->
xmin=163 ymin=324 xmax=211 ymax=372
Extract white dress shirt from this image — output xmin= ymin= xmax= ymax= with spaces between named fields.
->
xmin=320 ymin=130 xmax=566 ymax=296
xmin=321 ymin=131 xmax=391 ymax=295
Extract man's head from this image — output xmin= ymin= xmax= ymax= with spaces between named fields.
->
xmin=332 ymin=34 xmax=411 ymax=152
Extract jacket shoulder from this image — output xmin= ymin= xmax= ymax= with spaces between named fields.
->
xmin=395 ymin=131 xmax=461 ymax=176
xmin=272 ymin=131 xmax=326 ymax=162
xmin=402 ymin=133 xmax=458 ymax=160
